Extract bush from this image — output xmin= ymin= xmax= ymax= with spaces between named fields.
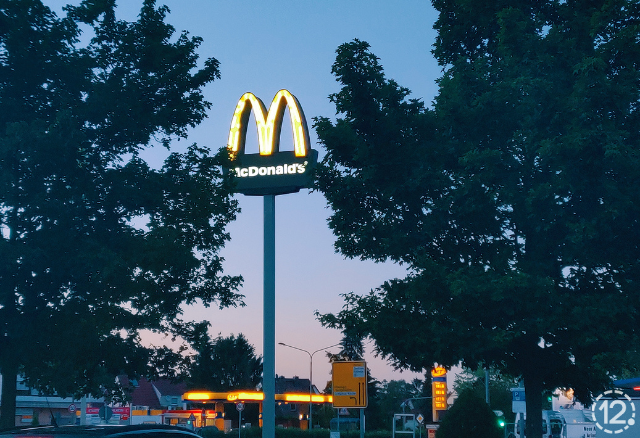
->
xmin=198 ymin=426 xmax=223 ymax=438
xmin=436 ymin=389 xmax=502 ymax=438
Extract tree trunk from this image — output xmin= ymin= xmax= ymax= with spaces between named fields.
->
xmin=0 ymin=364 xmax=18 ymax=429
xmin=524 ymin=371 xmax=543 ymax=438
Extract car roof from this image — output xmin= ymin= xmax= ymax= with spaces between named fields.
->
xmin=0 ymin=424 xmax=200 ymax=438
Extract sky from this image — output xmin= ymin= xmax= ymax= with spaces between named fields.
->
xmin=45 ymin=0 xmax=449 ymax=391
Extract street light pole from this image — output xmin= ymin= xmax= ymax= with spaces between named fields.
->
xmin=278 ymin=342 xmax=340 ymax=429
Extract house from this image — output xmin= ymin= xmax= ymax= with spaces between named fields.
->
xmin=274 ymin=375 xmax=319 ymax=429
xmin=118 ymin=376 xmax=186 ymax=411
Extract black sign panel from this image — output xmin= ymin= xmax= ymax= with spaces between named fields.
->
xmin=228 ymin=150 xmax=318 ymax=196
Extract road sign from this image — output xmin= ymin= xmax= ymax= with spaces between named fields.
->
xmin=417 ymin=414 xmax=424 ymax=424
xmin=511 ymin=388 xmax=525 ymax=401
xmin=68 ymin=404 xmax=76 ymax=413
xmin=236 ymin=402 xmax=245 ymax=411
xmin=98 ymin=406 xmax=113 ymax=421
xmin=332 ymin=361 xmax=367 ymax=408
xmin=511 ymin=387 xmax=526 ymax=413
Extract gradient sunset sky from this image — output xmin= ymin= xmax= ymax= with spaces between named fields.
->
xmin=46 ymin=0 xmax=445 ymax=389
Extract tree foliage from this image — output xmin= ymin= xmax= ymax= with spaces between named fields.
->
xmin=453 ymin=368 xmax=519 ymax=423
xmin=186 ymin=325 xmax=263 ymax=391
xmin=315 ymin=1 xmax=640 ymax=437
xmin=0 ymin=0 xmax=242 ymax=427
xmin=376 ymin=379 xmax=430 ymax=429
xmin=436 ymin=389 xmax=502 ymax=438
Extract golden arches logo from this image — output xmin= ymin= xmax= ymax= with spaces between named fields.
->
xmin=227 ymin=89 xmax=310 ymax=157
xmin=225 ymin=89 xmax=317 ymax=196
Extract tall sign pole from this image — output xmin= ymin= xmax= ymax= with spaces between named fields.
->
xmin=226 ymin=90 xmax=317 ymax=438
xmin=332 ymin=360 xmax=368 ymax=437
xmin=263 ymin=194 xmax=276 ymax=435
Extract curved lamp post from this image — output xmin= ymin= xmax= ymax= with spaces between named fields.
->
xmin=278 ymin=342 xmax=340 ymax=429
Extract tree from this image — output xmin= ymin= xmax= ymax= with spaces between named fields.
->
xmin=315 ymin=1 xmax=640 ymax=435
xmin=453 ymin=368 xmax=519 ymax=424
xmin=436 ymin=389 xmax=502 ymax=438
xmin=186 ymin=325 xmax=263 ymax=391
xmin=147 ymin=345 xmax=192 ymax=382
xmin=0 ymin=0 xmax=242 ymax=427
xmin=376 ymin=379 xmax=429 ymax=428
xmin=336 ymin=329 xmax=365 ymax=362
xmin=329 ymin=332 xmax=385 ymax=430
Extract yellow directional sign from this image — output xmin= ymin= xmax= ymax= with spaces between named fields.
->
xmin=332 ymin=361 xmax=368 ymax=408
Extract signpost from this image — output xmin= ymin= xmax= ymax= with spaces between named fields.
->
xmin=332 ymin=361 xmax=368 ymax=408
xmin=226 ymin=89 xmax=318 ymax=438
xmin=332 ymin=361 xmax=367 ymax=438
xmin=431 ymin=367 xmax=447 ymax=422
xmin=237 ymin=402 xmax=245 ymax=438
xmin=98 ymin=406 xmax=113 ymax=422
xmin=511 ymin=387 xmax=526 ymax=414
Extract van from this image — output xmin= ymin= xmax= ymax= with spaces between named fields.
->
xmin=514 ymin=410 xmax=580 ymax=438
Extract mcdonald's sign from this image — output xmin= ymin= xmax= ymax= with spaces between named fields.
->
xmin=226 ymin=89 xmax=318 ymax=196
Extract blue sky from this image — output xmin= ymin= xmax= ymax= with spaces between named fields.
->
xmin=45 ymin=0 xmax=445 ymax=388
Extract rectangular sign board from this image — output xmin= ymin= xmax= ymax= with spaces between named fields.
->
xmin=511 ymin=388 xmax=526 ymax=413
xmin=431 ymin=367 xmax=448 ymax=422
xmin=332 ymin=361 xmax=367 ymax=408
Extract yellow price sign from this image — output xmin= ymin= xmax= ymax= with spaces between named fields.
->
xmin=431 ymin=366 xmax=448 ymax=422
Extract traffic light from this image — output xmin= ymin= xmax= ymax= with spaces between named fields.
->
xmin=493 ymin=411 xmax=505 ymax=428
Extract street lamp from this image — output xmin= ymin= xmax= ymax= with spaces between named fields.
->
xmin=278 ymin=342 xmax=341 ymax=429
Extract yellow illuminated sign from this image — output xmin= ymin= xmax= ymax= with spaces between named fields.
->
xmin=183 ymin=391 xmax=332 ymax=404
xmin=284 ymin=394 xmax=331 ymax=403
xmin=431 ymin=366 xmax=447 ymax=421
xmin=227 ymin=89 xmax=310 ymax=158
xmin=332 ymin=361 xmax=367 ymax=408
xmin=225 ymin=89 xmax=317 ymax=196
xmin=227 ymin=391 xmax=264 ymax=401
xmin=185 ymin=392 xmax=213 ymax=401
xmin=432 ymin=382 xmax=447 ymax=408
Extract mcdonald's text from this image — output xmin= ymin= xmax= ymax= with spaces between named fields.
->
xmin=234 ymin=161 xmax=308 ymax=178
xmin=225 ymin=90 xmax=317 ymax=196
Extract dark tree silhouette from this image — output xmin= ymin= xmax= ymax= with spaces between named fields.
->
xmin=315 ymin=1 xmax=640 ymax=436
xmin=0 ymin=0 xmax=241 ymax=427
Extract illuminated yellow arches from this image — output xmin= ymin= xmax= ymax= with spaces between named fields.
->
xmin=227 ymin=89 xmax=311 ymax=157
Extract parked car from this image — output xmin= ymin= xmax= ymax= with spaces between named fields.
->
xmin=0 ymin=424 xmax=200 ymax=438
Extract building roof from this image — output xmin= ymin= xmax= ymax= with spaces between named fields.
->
xmin=275 ymin=375 xmax=319 ymax=394
xmin=119 ymin=376 xmax=187 ymax=409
